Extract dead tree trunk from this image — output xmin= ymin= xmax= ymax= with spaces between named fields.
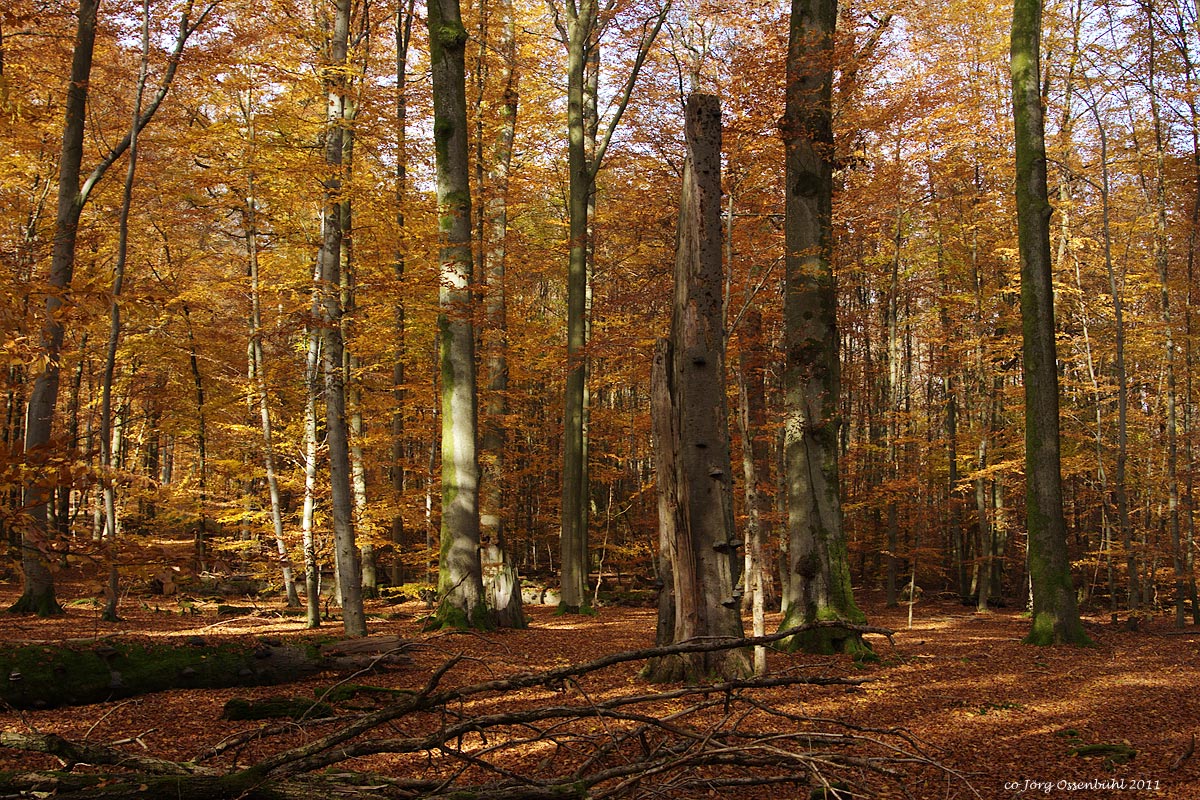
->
xmin=645 ymin=95 xmax=749 ymax=683
xmin=650 ymin=339 xmax=680 ymax=648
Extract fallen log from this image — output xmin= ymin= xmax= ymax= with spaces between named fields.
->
xmin=0 ymin=622 xmax=967 ymax=800
xmin=0 ymin=636 xmax=411 ymax=709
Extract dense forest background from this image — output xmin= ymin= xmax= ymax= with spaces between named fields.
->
xmin=2 ymin=0 xmax=1199 ymax=620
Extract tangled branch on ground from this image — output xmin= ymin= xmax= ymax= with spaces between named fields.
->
xmin=0 ymin=622 xmax=973 ymax=799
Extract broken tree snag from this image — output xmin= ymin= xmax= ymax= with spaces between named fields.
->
xmin=645 ymin=94 xmax=749 ymax=684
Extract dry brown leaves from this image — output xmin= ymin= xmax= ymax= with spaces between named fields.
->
xmin=0 ymin=584 xmax=1197 ymax=798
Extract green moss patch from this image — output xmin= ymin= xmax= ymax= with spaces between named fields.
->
xmin=222 ymin=696 xmax=333 ymax=721
xmin=0 ymin=640 xmax=320 ymax=709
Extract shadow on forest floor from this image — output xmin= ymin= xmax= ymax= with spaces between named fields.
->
xmin=0 ymin=578 xmax=1196 ymax=798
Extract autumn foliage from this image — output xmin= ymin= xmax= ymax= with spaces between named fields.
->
xmin=1 ymin=0 xmax=1199 ymax=623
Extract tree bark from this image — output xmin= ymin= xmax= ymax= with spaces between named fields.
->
xmin=736 ymin=308 xmax=770 ymax=675
xmin=302 ymin=275 xmax=323 ymax=629
xmin=559 ymin=0 xmax=597 ymax=613
xmin=1144 ymin=1 xmax=1187 ymax=627
xmin=650 ymin=339 xmax=679 ymax=649
xmin=97 ymin=0 xmax=151 ymax=623
xmin=777 ymin=0 xmax=868 ymax=654
xmin=337 ymin=108 xmax=376 ymax=602
xmin=245 ymin=186 xmax=300 ymax=608
xmin=644 ymin=95 xmax=748 ymax=683
xmin=390 ymin=1 xmax=415 ymax=587
xmin=884 ymin=194 xmax=903 ymax=608
xmin=557 ymin=1 xmax=669 ymax=612
xmin=428 ymin=0 xmax=490 ymax=629
xmin=1011 ymin=0 xmax=1089 ymax=646
xmin=11 ymin=0 xmax=100 ymax=617
xmin=180 ymin=302 xmax=208 ymax=571
xmin=15 ymin=0 xmax=211 ymax=613
xmin=478 ymin=0 xmax=524 ymax=629
xmin=1181 ymin=15 xmax=1200 ymax=624
xmin=317 ymin=0 xmax=366 ymax=638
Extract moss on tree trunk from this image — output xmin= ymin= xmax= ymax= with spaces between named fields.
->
xmin=0 ymin=640 xmax=323 ymax=709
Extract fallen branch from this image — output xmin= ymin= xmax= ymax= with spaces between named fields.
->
xmin=1171 ymin=733 xmax=1195 ymax=771
xmin=0 ymin=624 xmax=972 ymax=800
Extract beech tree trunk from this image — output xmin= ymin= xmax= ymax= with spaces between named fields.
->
xmin=479 ymin=0 xmax=525 ymax=628
xmin=777 ymin=0 xmax=868 ymax=654
xmin=390 ymin=2 xmax=415 ymax=586
xmin=559 ymin=0 xmax=596 ymax=613
xmin=16 ymin=0 xmax=208 ymax=613
xmin=1183 ymin=23 xmax=1200 ymax=624
xmin=11 ymin=0 xmax=99 ymax=617
xmin=1144 ymin=5 xmax=1188 ymax=627
xmin=884 ymin=198 xmax=903 ymax=608
xmin=644 ymin=95 xmax=748 ymax=683
xmin=1082 ymin=94 xmax=1137 ymax=609
xmin=428 ymin=0 xmax=490 ymax=630
xmin=736 ymin=307 xmax=770 ymax=675
xmin=180 ymin=303 xmax=208 ymax=571
xmin=338 ymin=114 xmax=376 ymax=602
xmin=317 ymin=0 xmax=366 ymax=638
xmin=557 ymin=2 xmax=668 ymax=612
xmin=97 ymin=0 xmax=150 ymax=624
xmin=302 ymin=279 xmax=323 ymax=629
xmin=1011 ymin=0 xmax=1089 ymax=646
xmin=245 ymin=187 xmax=300 ymax=609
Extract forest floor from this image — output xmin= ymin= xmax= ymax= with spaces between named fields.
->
xmin=0 ymin=577 xmax=1196 ymax=799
